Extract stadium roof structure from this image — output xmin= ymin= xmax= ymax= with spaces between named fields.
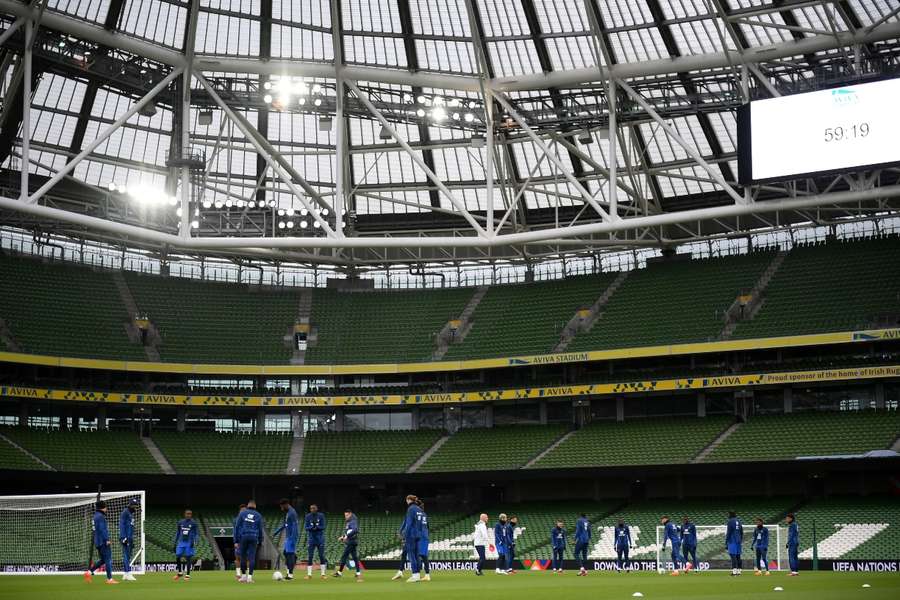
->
xmin=0 ymin=0 xmax=899 ymax=268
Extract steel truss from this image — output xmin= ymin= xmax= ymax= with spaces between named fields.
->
xmin=0 ymin=0 xmax=899 ymax=268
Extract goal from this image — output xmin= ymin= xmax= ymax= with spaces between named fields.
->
xmin=0 ymin=490 xmax=145 ymax=575
xmin=655 ymin=524 xmax=784 ymax=571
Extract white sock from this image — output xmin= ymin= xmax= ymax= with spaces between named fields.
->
xmin=321 ymin=564 xmax=327 ymax=575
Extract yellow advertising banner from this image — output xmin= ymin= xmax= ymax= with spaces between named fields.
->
xmin=2 ymin=365 xmax=897 ymax=408
xmin=0 ymin=328 xmax=896 ymax=376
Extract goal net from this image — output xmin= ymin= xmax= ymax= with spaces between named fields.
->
xmin=655 ymin=524 xmax=784 ymax=571
xmin=0 ymin=490 xmax=145 ymax=575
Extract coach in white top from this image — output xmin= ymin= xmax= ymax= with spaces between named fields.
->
xmin=473 ymin=513 xmax=490 ymax=576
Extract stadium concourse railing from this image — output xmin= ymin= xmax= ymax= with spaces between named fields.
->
xmin=1 ymin=365 xmax=898 ymax=409
xmin=0 ymin=327 xmax=897 ymax=377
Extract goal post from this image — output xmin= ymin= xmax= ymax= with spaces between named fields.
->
xmin=0 ymin=490 xmax=145 ymax=575
xmin=655 ymin=524 xmax=783 ymax=572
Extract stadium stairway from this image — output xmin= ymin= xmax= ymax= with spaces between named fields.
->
xmin=111 ymin=271 xmax=160 ymax=361
xmin=0 ymin=431 xmax=53 ymax=470
xmin=407 ymin=435 xmax=450 ymax=473
xmin=524 ymin=430 xmax=576 ymax=468
xmin=141 ymin=437 xmax=176 ymax=474
xmin=286 ymin=437 xmax=304 ymax=474
xmin=690 ymin=421 xmax=742 ymax=463
xmin=433 ymin=286 xmax=488 ymax=360
xmin=555 ymin=271 xmax=629 ymax=353
xmin=290 ymin=290 xmax=314 ymax=365
xmin=718 ymin=250 xmax=788 ymax=340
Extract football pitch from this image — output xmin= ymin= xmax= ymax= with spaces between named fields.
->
xmin=1 ymin=570 xmax=898 ymax=600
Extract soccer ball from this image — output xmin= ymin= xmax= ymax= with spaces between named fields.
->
xmin=657 ymin=568 xmax=665 ymax=575
xmin=272 ymin=570 xmax=284 ymax=581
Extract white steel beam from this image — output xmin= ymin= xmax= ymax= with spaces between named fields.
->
xmin=3 ymin=184 xmax=897 ymax=249
xmin=26 ymin=68 xmax=183 ymax=205
xmin=20 ymin=18 xmax=31 ymax=202
xmin=194 ymin=72 xmax=336 ymax=236
xmin=3 ymin=0 xmax=898 ymax=92
xmin=493 ymin=93 xmax=611 ymax=222
xmin=617 ymin=79 xmax=745 ymax=205
xmin=346 ymin=80 xmax=489 ymax=238
xmin=0 ymin=13 xmax=23 ymax=47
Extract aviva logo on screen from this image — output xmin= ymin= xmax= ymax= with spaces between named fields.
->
xmin=831 ymin=87 xmax=859 ymax=107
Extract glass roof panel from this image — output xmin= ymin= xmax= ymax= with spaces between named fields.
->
xmin=342 ymin=0 xmax=402 ymax=33
xmin=119 ymin=0 xmax=188 ymax=49
xmin=411 ymin=0 xmax=472 ymax=36
xmin=200 ymin=0 xmax=261 ymax=15
xmin=670 ymin=18 xmax=726 ymax=55
xmin=272 ymin=24 xmax=334 ymax=60
xmin=47 ymin=0 xmax=110 ymax=23
xmin=598 ymin=0 xmax=656 ymax=28
xmin=846 ymin=0 xmax=900 ymax=26
xmin=273 ymin=0 xmax=331 ymax=26
xmin=344 ymin=35 xmax=407 ymax=67
xmin=608 ymin=28 xmax=669 ymax=62
xmin=355 ymin=190 xmax=430 ymax=214
xmin=195 ymin=11 xmax=261 ymax=56
xmin=488 ymin=39 xmax=541 ymax=76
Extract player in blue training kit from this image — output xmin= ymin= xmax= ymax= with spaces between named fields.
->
xmin=274 ymin=499 xmax=299 ymax=580
xmin=680 ymin=516 xmax=697 ymax=572
xmin=786 ymin=513 xmax=800 ymax=576
xmin=574 ymin=513 xmax=591 ymax=576
xmin=550 ymin=520 xmax=567 ymax=573
xmin=415 ymin=499 xmax=432 ymax=581
xmin=661 ymin=516 xmax=683 ymax=575
xmin=403 ymin=495 xmax=425 ymax=582
xmin=235 ymin=500 xmax=265 ymax=583
xmin=232 ymin=503 xmax=246 ymax=579
xmin=334 ymin=509 xmax=362 ymax=581
xmin=614 ymin=520 xmax=633 ymax=572
xmin=119 ymin=499 xmax=139 ymax=581
xmin=494 ymin=513 xmax=510 ymax=575
xmin=304 ymin=504 xmax=328 ymax=579
xmin=173 ymin=509 xmax=199 ymax=581
xmin=505 ymin=515 xmax=518 ymax=573
xmin=726 ymin=511 xmax=744 ymax=576
xmin=84 ymin=500 xmax=118 ymax=584
xmin=751 ymin=517 xmax=771 ymax=575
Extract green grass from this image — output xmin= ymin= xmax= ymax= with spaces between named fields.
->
xmin=0 ymin=570 xmax=897 ymax=600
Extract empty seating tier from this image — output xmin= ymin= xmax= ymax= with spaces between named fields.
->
xmin=534 ymin=416 xmax=732 ymax=469
xmin=0 ymin=254 xmax=144 ymax=360
xmin=151 ymin=431 xmax=292 ymax=474
xmin=418 ymin=425 xmax=567 ymax=472
xmin=305 ymin=287 xmax=472 ymax=364
xmin=569 ymin=251 xmax=774 ymax=351
xmin=124 ymin=273 xmax=300 ymax=364
xmin=300 ymin=429 xmax=443 ymax=474
xmin=733 ymin=236 xmax=900 ymax=339
xmin=704 ymin=410 xmax=900 ymax=463
xmin=0 ymin=426 xmax=161 ymax=473
xmin=445 ymin=274 xmax=618 ymax=360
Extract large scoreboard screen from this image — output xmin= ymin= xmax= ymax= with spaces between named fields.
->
xmin=737 ymin=78 xmax=900 ymax=184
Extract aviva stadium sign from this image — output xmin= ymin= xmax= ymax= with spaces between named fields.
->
xmin=2 ymin=365 xmax=898 ymax=408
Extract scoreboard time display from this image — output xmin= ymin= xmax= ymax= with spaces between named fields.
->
xmin=737 ymin=78 xmax=900 ymax=184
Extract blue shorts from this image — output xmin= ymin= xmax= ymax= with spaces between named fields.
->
xmin=727 ymin=542 xmax=742 ymax=555
xmin=284 ymin=538 xmax=297 ymax=554
xmin=417 ymin=538 xmax=429 ymax=557
xmin=176 ymin=541 xmax=194 ymax=557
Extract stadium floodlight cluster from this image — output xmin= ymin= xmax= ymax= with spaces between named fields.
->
xmin=0 ymin=491 xmax=145 ymax=576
